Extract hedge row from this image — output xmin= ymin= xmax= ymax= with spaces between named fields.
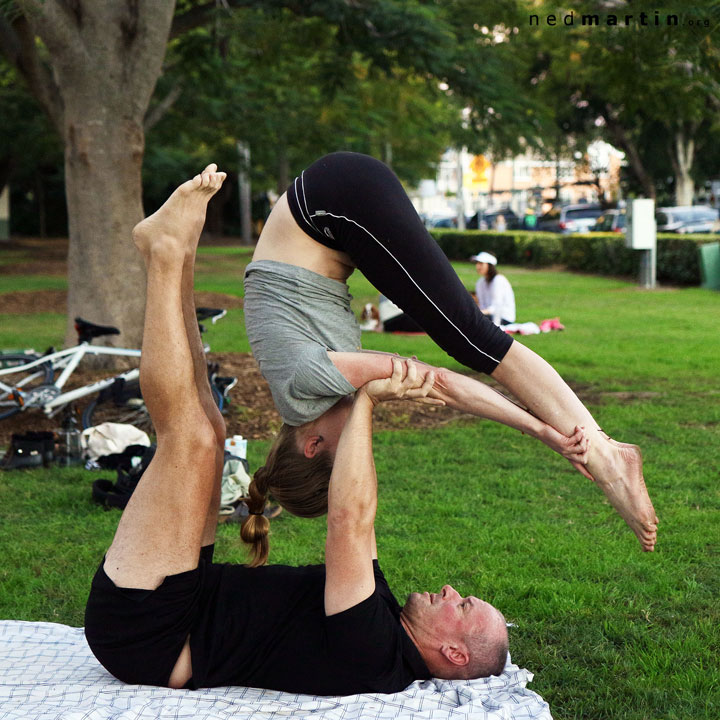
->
xmin=430 ymin=229 xmax=720 ymax=286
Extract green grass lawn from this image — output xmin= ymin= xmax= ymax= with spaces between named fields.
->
xmin=1 ymin=246 xmax=719 ymax=719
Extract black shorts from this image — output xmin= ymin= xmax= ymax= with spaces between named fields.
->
xmin=286 ymin=152 xmax=513 ymax=374
xmin=84 ymin=545 xmax=216 ymax=688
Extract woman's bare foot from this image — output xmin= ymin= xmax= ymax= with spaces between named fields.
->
xmin=587 ymin=437 xmax=658 ymax=551
xmin=133 ymin=164 xmax=226 ymax=261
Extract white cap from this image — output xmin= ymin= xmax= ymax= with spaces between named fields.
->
xmin=470 ymin=251 xmax=497 ymax=265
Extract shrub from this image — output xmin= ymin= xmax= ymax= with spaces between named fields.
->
xmin=430 ymin=228 xmax=719 ymax=286
xmin=430 ymin=230 xmax=519 ymax=264
xmin=656 ymin=235 xmax=705 ymax=285
xmin=560 ymin=234 xmax=637 ymax=276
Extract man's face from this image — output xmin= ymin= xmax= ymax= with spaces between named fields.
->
xmin=402 ymin=584 xmax=502 ymax=642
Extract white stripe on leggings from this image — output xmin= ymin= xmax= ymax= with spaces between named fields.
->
xmin=309 ymin=209 xmax=503 ymax=365
xmin=298 ymin=173 xmax=322 ymax=234
xmin=293 ymin=177 xmax=313 ymax=230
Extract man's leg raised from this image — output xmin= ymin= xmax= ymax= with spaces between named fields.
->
xmin=103 ymin=165 xmax=227 ymax=592
xmin=179 ymin=217 xmax=227 ymax=550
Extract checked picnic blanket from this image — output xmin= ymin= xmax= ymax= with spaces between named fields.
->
xmin=0 ymin=621 xmax=552 ymax=719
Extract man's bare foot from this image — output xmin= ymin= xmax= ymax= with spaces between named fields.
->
xmin=588 ymin=438 xmax=658 ymax=551
xmin=133 ymin=164 xmax=226 ymax=261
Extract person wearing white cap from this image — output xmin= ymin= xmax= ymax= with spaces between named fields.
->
xmin=470 ymin=252 xmax=515 ymax=327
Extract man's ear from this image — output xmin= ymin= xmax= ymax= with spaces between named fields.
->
xmin=303 ymin=435 xmax=323 ymax=459
xmin=440 ymin=643 xmax=469 ymax=668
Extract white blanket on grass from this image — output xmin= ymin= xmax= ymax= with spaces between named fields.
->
xmin=0 ymin=621 xmax=552 ymax=720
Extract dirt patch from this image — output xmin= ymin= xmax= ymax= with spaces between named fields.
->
xmin=0 ymin=289 xmax=242 ymax=315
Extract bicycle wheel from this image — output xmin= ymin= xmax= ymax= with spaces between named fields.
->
xmin=0 ymin=353 xmax=55 ymax=421
xmin=83 ymin=376 xmax=225 ymax=434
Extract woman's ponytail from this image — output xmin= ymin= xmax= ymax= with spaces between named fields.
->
xmin=240 ymin=467 xmax=271 ymax=567
xmin=239 ymin=423 xmax=334 ymax=566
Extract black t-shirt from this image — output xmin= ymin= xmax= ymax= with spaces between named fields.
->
xmin=189 ymin=560 xmax=430 ymax=695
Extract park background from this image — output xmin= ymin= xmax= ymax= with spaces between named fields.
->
xmin=1 ymin=2 xmax=719 ymax=719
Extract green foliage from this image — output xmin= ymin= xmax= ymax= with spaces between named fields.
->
xmin=656 ymin=235 xmax=709 ymax=286
xmin=145 ymin=5 xmax=467 ymax=203
xmin=431 ymin=229 xmax=719 ymax=285
xmin=520 ymin=0 xmax=720 ymax=201
xmin=559 ymin=234 xmax=637 ymax=276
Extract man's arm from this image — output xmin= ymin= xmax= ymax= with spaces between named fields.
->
xmin=329 ymin=351 xmax=588 ymax=463
xmin=324 ymin=360 xmax=432 ymax=616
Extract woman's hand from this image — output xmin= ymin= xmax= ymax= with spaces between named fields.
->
xmin=359 ymin=359 xmax=445 ymax=407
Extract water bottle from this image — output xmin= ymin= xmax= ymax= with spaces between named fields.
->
xmin=58 ymin=407 xmax=82 ymax=467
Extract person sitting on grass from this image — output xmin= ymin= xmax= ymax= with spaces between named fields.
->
xmin=84 ymin=166 xmax=509 ymax=694
xmin=471 ymin=251 xmax=516 ymax=327
xmin=242 ymin=151 xmax=658 ymax=557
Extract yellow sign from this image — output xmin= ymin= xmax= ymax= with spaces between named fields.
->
xmin=469 ymin=155 xmax=489 ymax=190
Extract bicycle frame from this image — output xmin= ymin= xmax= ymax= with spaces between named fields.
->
xmin=0 ymin=343 xmax=141 ymax=418
xmin=2 ymin=308 xmax=230 ymax=421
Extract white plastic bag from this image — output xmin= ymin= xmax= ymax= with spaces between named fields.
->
xmin=81 ymin=422 xmax=151 ymax=461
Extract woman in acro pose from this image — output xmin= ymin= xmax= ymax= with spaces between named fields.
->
xmin=241 ymin=152 xmax=657 ymax=564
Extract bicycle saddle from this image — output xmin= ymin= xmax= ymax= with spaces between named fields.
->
xmin=74 ymin=317 xmax=121 ymax=343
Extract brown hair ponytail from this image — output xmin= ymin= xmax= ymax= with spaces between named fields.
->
xmin=240 ymin=423 xmax=334 ymax=566
xmin=240 ymin=465 xmax=271 ymax=567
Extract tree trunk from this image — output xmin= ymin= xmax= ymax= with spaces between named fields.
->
xmin=8 ymin=1 xmax=177 ymax=361
xmin=64 ymin=112 xmax=147 ymax=355
xmin=204 ymin=178 xmax=232 ymax=236
xmin=670 ymin=128 xmax=695 ymax=206
xmin=238 ymin=141 xmax=252 ymax=246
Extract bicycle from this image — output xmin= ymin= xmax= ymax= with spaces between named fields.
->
xmin=0 ymin=308 xmax=236 ymax=433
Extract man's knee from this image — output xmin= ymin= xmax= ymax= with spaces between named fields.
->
xmin=159 ymin=414 xmax=221 ymax=460
xmin=192 ymin=419 xmax=224 ymax=464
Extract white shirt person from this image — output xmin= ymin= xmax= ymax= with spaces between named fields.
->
xmin=471 ymin=252 xmax=516 ymax=326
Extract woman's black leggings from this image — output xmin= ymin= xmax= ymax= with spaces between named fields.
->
xmin=286 ymin=152 xmax=513 ymax=374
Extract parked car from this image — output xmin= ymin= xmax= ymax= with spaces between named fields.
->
xmin=425 ymin=215 xmax=459 ymax=229
xmin=655 ymin=205 xmax=720 ymax=234
xmin=592 ymin=209 xmax=626 ymax=233
xmin=466 ymin=208 xmax=520 ymax=230
xmin=537 ymin=203 xmax=604 ymax=233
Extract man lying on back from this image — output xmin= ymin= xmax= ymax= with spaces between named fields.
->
xmin=84 ymin=165 xmax=508 ymax=694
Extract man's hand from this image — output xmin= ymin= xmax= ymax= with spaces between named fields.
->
xmin=537 ymin=424 xmax=593 ymax=478
xmin=358 ymin=358 xmax=445 ymax=407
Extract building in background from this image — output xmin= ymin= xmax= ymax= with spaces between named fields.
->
xmin=411 ymin=142 xmax=624 ymax=226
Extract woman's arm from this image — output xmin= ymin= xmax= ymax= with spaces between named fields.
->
xmin=329 ymin=350 xmax=588 ymax=463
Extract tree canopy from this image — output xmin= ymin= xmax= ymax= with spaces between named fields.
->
xmin=520 ymin=0 xmax=720 ymax=204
